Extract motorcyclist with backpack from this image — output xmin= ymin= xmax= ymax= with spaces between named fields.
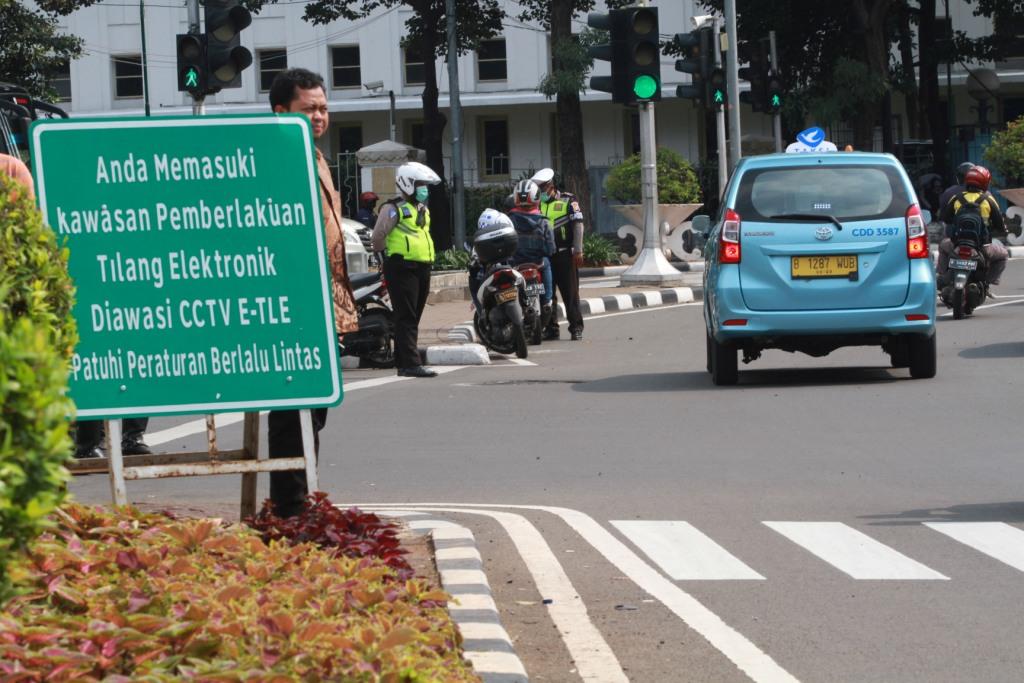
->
xmin=507 ymin=180 xmax=556 ymax=322
xmin=937 ymin=165 xmax=1008 ymax=289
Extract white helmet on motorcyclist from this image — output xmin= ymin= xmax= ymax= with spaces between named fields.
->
xmin=396 ymin=161 xmax=441 ymax=196
xmin=477 ymin=208 xmax=514 ymax=235
xmin=514 ymin=179 xmax=539 ymax=208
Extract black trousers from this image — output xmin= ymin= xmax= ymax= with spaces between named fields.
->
xmin=268 ymin=407 xmax=328 ymax=517
xmin=383 ymin=255 xmax=432 ymax=369
xmin=548 ymin=249 xmax=583 ymax=334
xmin=74 ymin=418 xmax=149 ymax=449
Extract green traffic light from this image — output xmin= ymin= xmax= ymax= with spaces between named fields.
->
xmin=772 ymin=94 xmax=781 ymax=107
xmin=633 ymin=74 xmax=658 ymax=100
xmin=185 ymin=67 xmax=199 ymax=88
xmin=714 ymin=89 xmax=725 ymax=104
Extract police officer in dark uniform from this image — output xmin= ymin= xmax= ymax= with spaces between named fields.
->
xmin=531 ymin=168 xmax=585 ymax=340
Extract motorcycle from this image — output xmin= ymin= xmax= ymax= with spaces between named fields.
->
xmin=470 ymin=226 xmax=547 ymax=359
xmin=940 ymin=229 xmax=989 ymax=320
xmin=339 ymin=270 xmax=395 ymax=367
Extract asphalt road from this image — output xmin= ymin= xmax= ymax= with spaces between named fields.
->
xmin=71 ymin=262 xmax=1024 ymax=683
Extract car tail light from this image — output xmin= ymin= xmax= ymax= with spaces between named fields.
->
xmin=720 ymin=209 xmax=741 ymax=264
xmin=956 ymin=246 xmax=973 ymax=259
xmin=905 ymin=314 xmax=929 ymax=321
xmin=723 ymin=319 xmax=748 ymax=326
xmin=906 ymin=204 xmax=928 ymax=259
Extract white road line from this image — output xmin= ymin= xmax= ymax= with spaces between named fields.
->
xmin=764 ymin=522 xmax=948 ymax=580
xmin=364 ymin=503 xmax=798 ymax=683
xmin=925 ymin=522 xmax=1024 ymax=572
xmin=367 ymin=506 xmax=628 ymax=683
xmin=612 ymin=520 xmax=765 ymax=580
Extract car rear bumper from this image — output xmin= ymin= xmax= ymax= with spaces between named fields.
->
xmin=709 ymin=262 xmax=936 ymax=340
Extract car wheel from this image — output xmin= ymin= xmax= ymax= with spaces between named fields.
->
xmin=710 ymin=336 xmax=738 ymax=386
xmin=908 ymin=333 xmax=936 ymax=379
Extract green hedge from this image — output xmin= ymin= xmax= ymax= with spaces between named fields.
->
xmin=604 ymin=147 xmax=702 ymax=205
xmin=0 ymin=175 xmax=78 ymax=604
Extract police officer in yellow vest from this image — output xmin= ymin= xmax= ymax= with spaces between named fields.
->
xmin=531 ymin=168 xmax=585 ymax=340
xmin=372 ymin=162 xmax=441 ymax=377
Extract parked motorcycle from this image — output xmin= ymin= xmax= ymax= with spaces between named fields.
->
xmin=940 ymin=230 xmax=989 ymax=320
xmin=339 ymin=270 xmax=395 ymax=367
xmin=470 ymin=225 xmax=546 ymax=359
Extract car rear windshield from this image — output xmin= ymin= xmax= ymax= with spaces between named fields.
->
xmin=734 ymin=165 xmax=913 ymax=222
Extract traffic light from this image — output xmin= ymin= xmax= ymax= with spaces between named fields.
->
xmin=708 ymin=67 xmax=727 ymax=108
xmin=176 ymin=33 xmax=207 ymax=95
xmin=737 ymin=38 xmax=769 ymax=112
xmin=767 ymin=71 xmax=783 ymax=113
xmin=587 ymin=6 xmax=661 ymax=105
xmin=673 ymin=26 xmax=713 ymax=104
xmin=204 ymin=0 xmax=252 ymax=92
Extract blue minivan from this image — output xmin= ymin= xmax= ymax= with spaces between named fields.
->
xmin=700 ymin=152 xmax=936 ymax=385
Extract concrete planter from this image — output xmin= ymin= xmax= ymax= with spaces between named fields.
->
xmin=610 ymin=203 xmax=703 ymax=264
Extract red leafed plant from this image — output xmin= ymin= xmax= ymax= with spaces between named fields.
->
xmin=247 ymin=492 xmax=413 ymax=580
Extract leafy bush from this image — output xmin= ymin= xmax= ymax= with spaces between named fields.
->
xmin=433 ymin=247 xmax=473 ymax=272
xmin=463 ymin=183 xmax=513 ymax=239
xmin=582 ymin=233 xmax=621 ymax=267
xmin=604 ymin=147 xmax=702 ymax=205
xmin=985 ymin=115 xmax=1024 ymax=186
xmin=0 ymin=175 xmax=78 ymax=604
xmin=0 ymin=503 xmax=481 ymax=681
xmin=248 ymin=492 xmax=413 ymax=579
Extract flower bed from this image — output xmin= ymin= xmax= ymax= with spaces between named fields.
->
xmin=0 ymin=501 xmax=481 ymax=681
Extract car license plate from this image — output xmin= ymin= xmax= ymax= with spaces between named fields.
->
xmin=496 ymin=288 xmax=518 ymax=303
xmin=791 ymin=254 xmax=858 ymax=279
xmin=948 ymin=258 xmax=978 ymax=271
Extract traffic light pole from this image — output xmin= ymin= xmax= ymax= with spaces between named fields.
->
xmin=770 ymin=30 xmax=782 ymax=153
xmin=713 ymin=19 xmax=728 ymax=198
xmin=445 ymin=0 xmax=466 ymax=250
xmin=187 ymin=0 xmax=205 ymax=115
xmin=724 ymin=0 xmax=741 ymax=170
xmin=620 ymin=102 xmax=684 ymax=286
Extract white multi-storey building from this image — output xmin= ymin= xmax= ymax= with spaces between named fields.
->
xmin=42 ymin=0 xmax=1024 ymax=225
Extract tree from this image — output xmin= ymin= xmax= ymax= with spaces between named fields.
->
xmin=0 ymin=1 xmax=85 ymax=101
xmin=252 ymin=0 xmax=503 ymax=249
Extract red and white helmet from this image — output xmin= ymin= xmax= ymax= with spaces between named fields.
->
xmin=514 ymin=179 xmax=539 ymax=207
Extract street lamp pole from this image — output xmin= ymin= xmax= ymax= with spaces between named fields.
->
xmin=445 ymin=0 xmax=465 ymax=249
xmin=140 ymin=0 xmax=151 ymax=117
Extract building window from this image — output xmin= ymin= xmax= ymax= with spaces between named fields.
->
xmin=403 ymin=45 xmax=426 ymax=86
xmin=331 ymin=45 xmax=361 ymax=88
xmin=52 ymin=60 xmax=72 ymax=102
xmin=113 ymin=55 xmax=143 ymax=98
xmin=258 ymin=49 xmax=288 ymax=92
xmin=479 ymin=118 xmax=509 ymax=179
xmin=404 ymin=120 xmax=425 ymax=150
xmin=476 ymin=38 xmax=507 ymax=82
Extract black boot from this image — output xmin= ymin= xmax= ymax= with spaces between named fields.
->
xmin=121 ymin=437 xmax=153 ymax=455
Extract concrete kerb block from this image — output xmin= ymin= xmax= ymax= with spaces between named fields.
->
xmin=424 ymin=344 xmax=490 ymax=365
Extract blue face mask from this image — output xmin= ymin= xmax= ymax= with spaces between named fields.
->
xmin=415 ymin=186 xmax=429 ymax=203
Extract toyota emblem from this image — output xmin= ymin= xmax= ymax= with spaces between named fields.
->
xmin=815 ymin=226 xmax=834 ymax=241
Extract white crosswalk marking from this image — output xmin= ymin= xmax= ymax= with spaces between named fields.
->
xmin=925 ymin=522 xmax=1024 ymax=572
xmin=764 ymin=522 xmax=948 ymax=580
xmin=612 ymin=520 xmax=765 ymax=580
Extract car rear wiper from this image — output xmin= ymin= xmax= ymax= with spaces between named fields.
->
xmin=768 ymin=213 xmax=843 ymax=230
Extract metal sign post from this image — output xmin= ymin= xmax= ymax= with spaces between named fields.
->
xmin=31 ymin=115 xmax=339 ymax=514
xmin=620 ymin=102 xmax=685 ymax=285
xmin=769 ymin=30 xmax=782 ymax=153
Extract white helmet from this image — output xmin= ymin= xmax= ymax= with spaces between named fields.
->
xmin=396 ymin=161 xmax=441 ymax=196
xmin=477 ymin=208 xmax=513 ymax=235
xmin=514 ymin=179 xmax=539 ymax=207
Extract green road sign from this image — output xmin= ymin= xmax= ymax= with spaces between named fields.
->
xmin=30 ymin=114 xmax=342 ymax=419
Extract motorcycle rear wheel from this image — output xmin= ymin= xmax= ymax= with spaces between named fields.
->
xmin=513 ymin=323 xmax=528 ymax=359
xmin=474 ymin=311 xmax=516 ymax=355
xmin=360 ymin=308 xmax=395 ymax=368
xmin=952 ymin=287 xmax=965 ymax=319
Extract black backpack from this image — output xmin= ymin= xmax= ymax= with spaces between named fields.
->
xmin=951 ymin=192 xmax=985 ymax=242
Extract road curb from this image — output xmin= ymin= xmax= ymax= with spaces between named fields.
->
xmin=580 ymin=261 xmax=704 ymax=277
xmin=370 ymin=512 xmax=529 ymax=683
xmin=424 ymin=344 xmax=490 ymax=365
